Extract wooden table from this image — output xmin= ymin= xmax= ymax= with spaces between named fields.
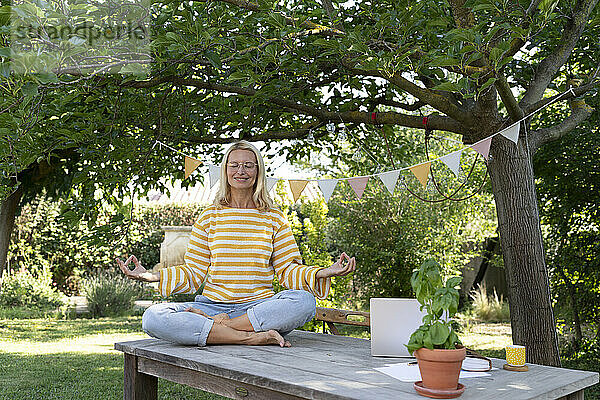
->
xmin=115 ymin=330 xmax=599 ymax=400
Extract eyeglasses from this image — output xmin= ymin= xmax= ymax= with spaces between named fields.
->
xmin=227 ymin=162 xmax=257 ymax=170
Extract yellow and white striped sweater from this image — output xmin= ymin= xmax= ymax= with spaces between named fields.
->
xmin=158 ymin=205 xmax=331 ymax=303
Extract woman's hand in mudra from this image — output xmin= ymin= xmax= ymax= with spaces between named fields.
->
xmin=316 ymin=252 xmax=356 ymax=279
xmin=116 ymin=255 xmax=159 ymax=283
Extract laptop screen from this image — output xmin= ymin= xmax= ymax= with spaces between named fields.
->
xmin=370 ymin=298 xmax=426 ymax=357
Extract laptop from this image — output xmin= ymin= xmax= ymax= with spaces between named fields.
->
xmin=370 ymin=298 xmax=426 ymax=357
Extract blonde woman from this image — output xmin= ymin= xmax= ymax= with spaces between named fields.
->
xmin=117 ymin=141 xmax=355 ymax=347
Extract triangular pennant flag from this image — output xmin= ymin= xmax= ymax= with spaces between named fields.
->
xmin=409 ymin=162 xmax=431 ymax=188
xmin=184 ymin=156 xmax=203 ymax=180
xmin=471 ymin=137 xmax=493 ymax=161
xmin=317 ymin=179 xmax=339 ymax=202
xmin=208 ymin=164 xmax=221 ymax=188
xmin=378 ymin=170 xmax=400 ymax=195
xmin=500 ymin=123 xmax=520 ymax=145
xmin=288 ymin=180 xmax=308 ymax=203
xmin=347 ymin=177 xmax=369 ymax=199
xmin=267 ymin=177 xmax=279 ymax=193
xmin=439 ymin=150 xmax=462 ymax=177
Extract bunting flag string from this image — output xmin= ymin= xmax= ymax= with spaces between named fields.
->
xmin=153 ymin=88 xmax=577 ymax=203
xmin=378 ymin=170 xmax=400 ymax=195
xmin=267 ymin=177 xmax=279 ymax=194
xmin=208 ymin=164 xmax=221 ymax=188
xmin=500 ymin=123 xmax=520 ymax=144
xmin=317 ymin=179 xmax=339 ymax=202
xmin=347 ymin=176 xmax=369 ymax=199
xmin=409 ymin=162 xmax=432 ymax=188
xmin=184 ymin=156 xmax=202 ymax=180
xmin=471 ymin=137 xmax=492 ymax=161
xmin=289 ymin=180 xmax=309 ymax=202
xmin=439 ymin=150 xmax=462 ymax=177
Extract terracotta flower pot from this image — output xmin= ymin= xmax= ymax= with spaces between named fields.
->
xmin=414 ymin=346 xmax=466 ymax=391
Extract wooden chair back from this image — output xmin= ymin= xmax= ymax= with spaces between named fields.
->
xmin=314 ymin=307 xmax=370 ymax=335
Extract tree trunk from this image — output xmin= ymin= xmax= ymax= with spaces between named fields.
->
xmin=471 ymin=236 xmax=499 ymax=292
xmin=487 ymin=136 xmax=561 ymax=367
xmin=0 ymin=186 xmax=23 ymax=279
xmin=557 ymin=263 xmax=583 ymax=349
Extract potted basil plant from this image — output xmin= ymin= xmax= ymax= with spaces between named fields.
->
xmin=406 ymin=259 xmax=466 ymax=398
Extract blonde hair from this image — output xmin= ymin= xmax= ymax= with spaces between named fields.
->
xmin=213 ymin=141 xmax=275 ymax=212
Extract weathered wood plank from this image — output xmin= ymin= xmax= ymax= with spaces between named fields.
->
xmin=115 ymin=330 xmax=599 ymax=400
xmin=139 ymin=358 xmax=307 ymax=400
xmin=138 ymin=347 xmax=413 ymax=399
xmin=124 ymin=353 xmax=157 ymax=400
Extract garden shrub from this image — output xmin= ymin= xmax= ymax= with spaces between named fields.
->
xmin=8 ymin=195 xmax=204 ymax=295
xmin=0 ymin=263 xmax=66 ymax=309
xmin=468 ymin=284 xmax=510 ymax=322
xmin=81 ymin=272 xmax=145 ymax=317
xmin=325 ymin=182 xmax=497 ymax=310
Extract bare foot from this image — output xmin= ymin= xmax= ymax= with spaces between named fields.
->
xmin=212 ymin=313 xmax=230 ymax=324
xmin=250 ymin=330 xmax=291 ymax=347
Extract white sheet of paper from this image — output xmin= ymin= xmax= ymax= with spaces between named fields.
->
xmin=374 ymin=363 xmax=492 ymax=382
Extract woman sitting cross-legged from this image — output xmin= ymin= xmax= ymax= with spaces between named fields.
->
xmin=116 ymin=140 xmax=356 ymax=348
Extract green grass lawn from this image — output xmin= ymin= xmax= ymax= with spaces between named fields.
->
xmin=0 ymin=315 xmax=226 ymax=400
xmin=0 ymin=313 xmax=597 ymax=399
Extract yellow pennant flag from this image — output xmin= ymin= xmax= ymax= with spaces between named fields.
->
xmin=288 ymin=180 xmax=309 ymax=203
xmin=409 ymin=162 xmax=431 ymax=188
xmin=184 ymin=156 xmax=203 ymax=179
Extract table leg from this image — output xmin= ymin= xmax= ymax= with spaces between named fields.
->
xmin=124 ymin=353 xmax=158 ymax=400
xmin=558 ymin=389 xmax=584 ymax=400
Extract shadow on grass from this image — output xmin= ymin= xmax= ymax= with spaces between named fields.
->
xmin=0 ymin=351 xmax=228 ymax=400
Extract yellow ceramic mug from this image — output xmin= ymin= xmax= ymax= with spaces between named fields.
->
xmin=506 ymin=345 xmax=526 ymax=366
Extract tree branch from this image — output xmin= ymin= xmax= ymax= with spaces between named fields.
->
xmin=530 ymin=101 xmax=594 ymax=153
xmin=407 ymin=48 xmax=491 ymax=77
xmin=520 ymin=0 xmax=599 ymax=108
xmin=448 ymin=0 xmax=476 ymax=28
xmin=187 ymin=121 xmax=325 ymax=144
xmin=495 ymin=74 xmax=525 ymax=121
xmin=320 ymin=0 xmax=344 ymax=32
xmin=370 ymin=98 xmax=425 ymax=111
xmin=341 ymin=61 xmax=473 ymax=125
xmin=123 ymin=75 xmax=468 ymax=134
xmin=524 ymin=68 xmax=600 ymax=114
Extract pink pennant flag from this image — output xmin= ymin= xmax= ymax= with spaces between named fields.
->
xmin=347 ymin=177 xmax=369 ymax=199
xmin=471 ymin=137 xmax=492 ymax=161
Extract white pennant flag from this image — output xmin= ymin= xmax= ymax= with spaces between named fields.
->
xmin=439 ymin=150 xmax=462 ymax=177
xmin=267 ymin=177 xmax=279 ymax=193
xmin=378 ymin=170 xmax=400 ymax=195
xmin=500 ymin=123 xmax=520 ymax=144
xmin=208 ymin=164 xmax=221 ymax=188
xmin=317 ymin=179 xmax=339 ymax=202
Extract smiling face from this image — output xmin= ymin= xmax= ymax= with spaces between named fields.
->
xmin=226 ymin=149 xmax=258 ymax=193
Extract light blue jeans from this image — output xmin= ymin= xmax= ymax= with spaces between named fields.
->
xmin=141 ymin=289 xmax=316 ymax=346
